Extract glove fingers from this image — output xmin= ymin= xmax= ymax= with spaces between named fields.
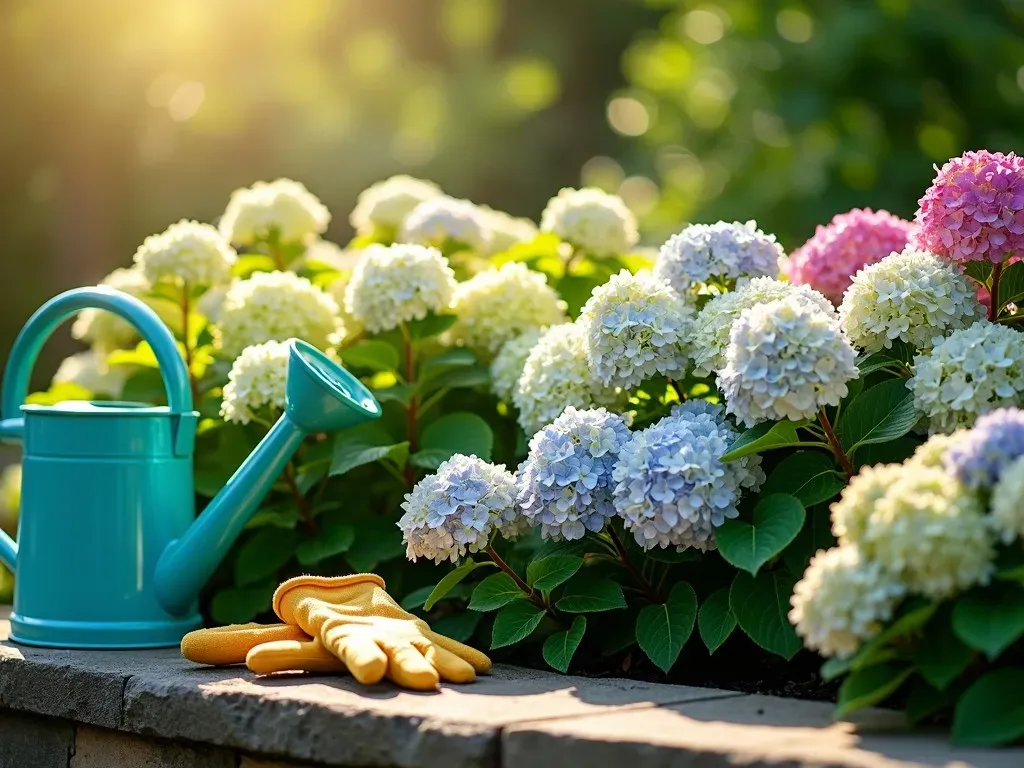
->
xmin=426 ymin=631 xmax=493 ymax=675
xmin=334 ymin=634 xmax=388 ymax=686
xmin=181 ymin=623 xmax=309 ymax=666
xmin=386 ymin=642 xmax=440 ymax=691
xmin=419 ymin=641 xmax=477 ymax=684
xmin=246 ymin=639 xmax=347 ymax=675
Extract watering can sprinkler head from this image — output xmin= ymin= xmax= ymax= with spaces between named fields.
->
xmin=284 ymin=339 xmax=381 ymax=432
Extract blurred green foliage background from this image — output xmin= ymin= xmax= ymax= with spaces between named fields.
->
xmin=1 ymin=0 xmax=1022 ymax=376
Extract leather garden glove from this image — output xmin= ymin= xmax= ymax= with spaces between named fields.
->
xmin=181 ymin=622 xmax=345 ymax=673
xmin=247 ymin=573 xmax=492 ymax=691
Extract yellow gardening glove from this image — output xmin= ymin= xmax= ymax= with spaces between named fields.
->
xmin=181 ymin=622 xmax=346 ymax=673
xmin=247 ymin=573 xmax=492 ymax=691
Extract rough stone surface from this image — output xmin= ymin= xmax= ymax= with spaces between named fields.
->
xmin=0 ymin=709 xmax=74 ymax=768
xmin=504 ymin=693 xmax=1023 ymax=768
xmin=71 ymin=726 xmax=235 ymax=768
xmin=239 ymin=759 xmax=326 ymax=768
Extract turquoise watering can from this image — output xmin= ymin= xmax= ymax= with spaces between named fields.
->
xmin=0 ymin=286 xmax=381 ymax=649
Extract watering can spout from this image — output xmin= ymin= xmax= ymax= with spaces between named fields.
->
xmin=154 ymin=340 xmax=381 ymax=616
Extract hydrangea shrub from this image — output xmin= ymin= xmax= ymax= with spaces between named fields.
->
xmin=21 ymin=149 xmax=1024 ymax=746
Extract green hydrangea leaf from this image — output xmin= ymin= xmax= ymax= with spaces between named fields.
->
xmin=527 ymin=555 xmax=583 ymax=592
xmin=211 ymin=583 xmax=275 ymax=625
xmin=952 ymin=669 xmax=1024 ymax=746
xmin=491 ymin=599 xmax=546 ymax=649
xmin=432 ymin=610 xmax=483 ymax=643
xmin=698 ymin=587 xmax=737 ymax=654
xmin=340 ymin=340 xmax=400 ymax=372
xmin=952 ymin=583 xmax=1024 ymax=660
xmin=729 ymin=570 xmax=801 ymax=660
xmin=330 ymin=423 xmax=409 ymax=476
xmin=838 ymin=378 xmax=917 ymax=454
xmin=295 ymin=522 xmax=355 ymax=566
xmin=636 ymin=582 xmax=697 ymax=672
xmin=722 ymin=420 xmax=815 ymax=462
xmin=419 ymin=412 xmax=494 ymax=463
xmin=556 ymin=575 xmax=626 ymax=613
xmin=543 ymin=616 xmax=587 ymax=673
xmin=469 ymin=572 xmax=525 ymax=611
xmin=913 ymin=611 xmax=973 ymax=690
xmin=716 ymin=494 xmax=805 ymax=576
xmin=761 ymin=452 xmax=845 ymax=507
xmin=234 ymin=528 xmax=297 ymax=586
xmin=425 ymin=560 xmax=493 ymax=611
xmin=406 ymin=313 xmax=458 ymax=340
xmin=835 ymin=663 xmax=913 ymax=718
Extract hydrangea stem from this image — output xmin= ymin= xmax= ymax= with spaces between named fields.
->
xmin=401 ymin=324 xmax=418 ymax=487
xmin=818 ymin=407 xmax=854 ymax=477
xmin=990 ymin=260 xmax=1003 ymax=322
xmin=607 ymin=527 xmax=661 ymax=603
xmin=180 ymin=283 xmax=199 ymax=404
xmin=284 ymin=460 xmax=316 ymax=532
xmin=486 ymin=544 xmax=548 ymax=612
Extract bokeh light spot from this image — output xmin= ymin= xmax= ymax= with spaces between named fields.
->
xmin=683 ymin=9 xmax=725 ymax=45
xmin=581 ymin=156 xmax=625 ymax=192
xmin=441 ymin=0 xmax=500 ymax=49
xmin=619 ymin=176 xmax=660 ymax=216
xmin=917 ymin=123 xmax=957 ymax=161
xmin=607 ymin=97 xmax=650 ymax=136
xmin=504 ymin=57 xmax=560 ymax=112
xmin=776 ymin=9 xmax=814 ymax=43
xmin=167 ymin=81 xmax=205 ymax=122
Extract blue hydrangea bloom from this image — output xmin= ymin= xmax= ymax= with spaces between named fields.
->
xmin=612 ymin=401 xmax=764 ymax=551
xmin=944 ymin=408 xmax=1024 ymax=490
xmin=516 ymin=406 xmax=632 ymax=540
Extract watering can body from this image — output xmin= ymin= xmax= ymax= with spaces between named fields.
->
xmin=0 ymin=286 xmax=381 ymax=649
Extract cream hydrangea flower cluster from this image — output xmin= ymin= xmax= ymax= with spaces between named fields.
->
xmin=577 ymin=270 xmax=693 ymax=390
xmin=512 ymin=323 xmax=623 ymax=436
xmin=905 ymin=429 xmax=970 ymax=470
xmin=991 ymin=456 xmax=1024 ymax=544
xmin=220 ymin=340 xmax=290 ymax=424
xmin=910 ymin=321 xmax=1024 ymax=434
xmin=447 ymin=263 xmax=567 ymax=356
xmin=71 ymin=267 xmax=156 ymax=353
xmin=344 ymin=244 xmax=456 ymax=334
xmin=839 ymin=249 xmax=984 ymax=353
xmin=216 ymin=270 xmax=341 ymax=357
xmin=219 ymin=179 xmax=330 ymax=246
xmin=690 ymin=277 xmax=835 ymax=377
xmin=719 ymin=296 xmax=857 ymax=427
xmin=52 ymin=350 xmax=131 ymax=398
xmin=400 ymin=196 xmax=492 ymax=253
xmin=540 ymin=187 xmax=638 ymax=258
xmin=480 ymin=207 xmax=538 ymax=253
xmin=133 ymin=219 xmax=237 ymax=288
xmin=490 ymin=329 xmax=544 ymax=402
xmin=350 ymin=175 xmax=441 ymax=237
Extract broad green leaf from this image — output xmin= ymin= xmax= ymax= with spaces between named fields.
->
xmin=835 ymin=663 xmax=913 ymax=718
xmin=295 ymin=523 xmax=355 ymax=566
xmin=556 ymin=274 xmax=602 ymax=316
xmin=373 ymin=384 xmax=416 ymax=406
xmin=344 ymin=514 xmax=405 ymax=572
xmin=952 ymin=669 xmax=1024 ymax=746
xmin=998 ymin=261 xmax=1024 ymax=310
xmin=636 ymin=582 xmax=697 ymax=673
xmin=419 ymin=366 xmax=490 ymax=396
xmin=107 ymin=341 xmax=161 ymax=369
xmin=527 ymin=555 xmax=583 ymax=591
xmin=913 ymin=612 xmax=973 ymax=690
xmin=425 ymin=560 xmax=491 ymax=611
xmin=469 ymin=572 xmax=525 ymax=611
xmin=952 ymin=584 xmax=1024 ymax=659
xmin=698 ymin=588 xmax=737 ymax=654
xmin=491 ymin=599 xmax=546 ymax=649
xmin=556 ymin=576 xmax=627 ymax=613
xmin=232 ymin=254 xmax=278 ymax=278
xmin=965 ymin=260 xmax=994 ymax=286
xmin=400 ymin=585 xmax=435 ymax=611
xmin=855 ymin=352 xmax=903 ymax=377
xmin=729 ymin=570 xmax=801 ymax=660
xmin=408 ymin=448 xmax=460 ymax=471
xmin=432 ymin=610 xmax=483 ymax=643
xmin=722 ymin=420 xmax=814 ymax=462
xmin=234 ymin=528 xmax=297 ymax=586
xmin=716 ymin=494 xmax=805 ymax=576
xmin=838 ymin=379 xmax=917 ymax=453
xmin=781 ymin=505 xmax=836 ymax=575
xmin=543 ymin=616 xmax=587 ymax=673
xmin=420 ymin=412 xmax=494 ymax=463
xmin=330 ymin=423 xmax=409 ymax=476
xmin=761 ymin=452 xmax=845 ymax=507
xmin=600 ymin=608 xmax=641 ymax=656
xmin=853 ymin=437 xmax=920 ymax=469
xmin=422 ymin=348 xmax=477 ymax=370
xmin=211 ymin=583 xmax=274 ymax=625
xmin=996 ymin=547 xmax=1024 ymax=583
xmin=406 ymin=313 xmax=458 ymax=340
xmin=340 ymin=340 xmax=400 ymax=372
xmin=822 ymin=598 xmax=936 ymax=680
xmin=904 ymin=679 xmax=958 ymax=726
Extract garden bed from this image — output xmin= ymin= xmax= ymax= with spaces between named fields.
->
xmin=1 ymin=608 xmax=1019 ymax=768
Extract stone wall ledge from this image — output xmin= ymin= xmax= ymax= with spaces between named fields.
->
xmin=1 ymin=608 xmax=1020 ymax=768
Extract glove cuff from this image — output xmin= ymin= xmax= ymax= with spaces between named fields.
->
xmin=272 ymin=573 xmax=387 ymax=620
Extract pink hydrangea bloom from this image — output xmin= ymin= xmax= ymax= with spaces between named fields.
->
xmin=912 ymin=150 xmax=1024 ymax=264
xmin=782 ymin=208 xmax=912 ymax=305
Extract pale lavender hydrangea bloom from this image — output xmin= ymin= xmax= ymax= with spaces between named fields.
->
xmin=612 ymin=401 xmax=764 ymax=552
xmin=516 ymin=407 xmax=631 ymax=540
xmin=398 ymin=454 xmax=519 ymax=564
xmin=944 ymin=408 xmax=1024 ymax=489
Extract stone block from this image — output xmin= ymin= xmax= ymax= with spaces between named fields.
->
xmin=71 ymin=726 xmax=235 ymax=768
xmin=0 ymin=709 xmax=73 ymax=768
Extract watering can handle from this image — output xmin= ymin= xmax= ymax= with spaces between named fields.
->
xmin=0 ymin=286 xmax=194 ymax=428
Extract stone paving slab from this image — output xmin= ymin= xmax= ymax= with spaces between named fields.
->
xmin=2 ymin=607 xmax=1023 ymax=767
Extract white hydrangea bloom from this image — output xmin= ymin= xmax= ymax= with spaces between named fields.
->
xmin=447 ymin=263 xmax=567 ymax=357
xmin=71 ymin=267 xmax=153 ymax=353
xmin=326 ymin=273 xmax=364 ymax=345
xmin=654 ymin=220 xmax=783 ymax=296
xmin=578 ymin=270 xmax=693 ymax=389
xmin=719 ymin=297 xmax=858 ymax=427
xmin=905 ymin=429 xmax=971 ymax=470
xmin=490 ymin=329 xmax=544 ymax=402
xmin=480 ymin=207 xmax=538 ymax=253
xmin=219 ymin=178 xmax=330 ymax=246
xmin=398 ymin=455 xmax=520 ymax=564
xmin=839 ymin=249 xmax=984 ymax=354
xmin=216 ymin=271 xmax=341 ymax=357
xmin=220 ymin=340 xmax=290 ymax=424
xmin=513 ymin=323 xmax=623 ymax=436
xmin=861 ymin=467 xmax=995 ymax=599
xmin=344 ymin=244 xmax=456 ymax=334
xmin=910 ymin=322 xmax=1024 ymax=434
xmin=350 ymin=175 xmax=441 ymax=236
xmin=540 ymin=187 xmax=638 ymax=258
xmin=305 ymin=238 xmax=361 ymax=272
xmin=830 ymin=463 xmax=904 ymax=545
xmin=133 ymin=219 xmax=236 ymax=288
xmin=990 ymin=455 xmax=1024 ymax=544
xmin=789 ymin=545 xmax=906 ymax=659
xmin=690 ymin=277 xmax=835 ymax=377
xmin=52 ymin=350 xmax=130 ymax=398
xmin=399 ymin=196 xmax=492 ymax=253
